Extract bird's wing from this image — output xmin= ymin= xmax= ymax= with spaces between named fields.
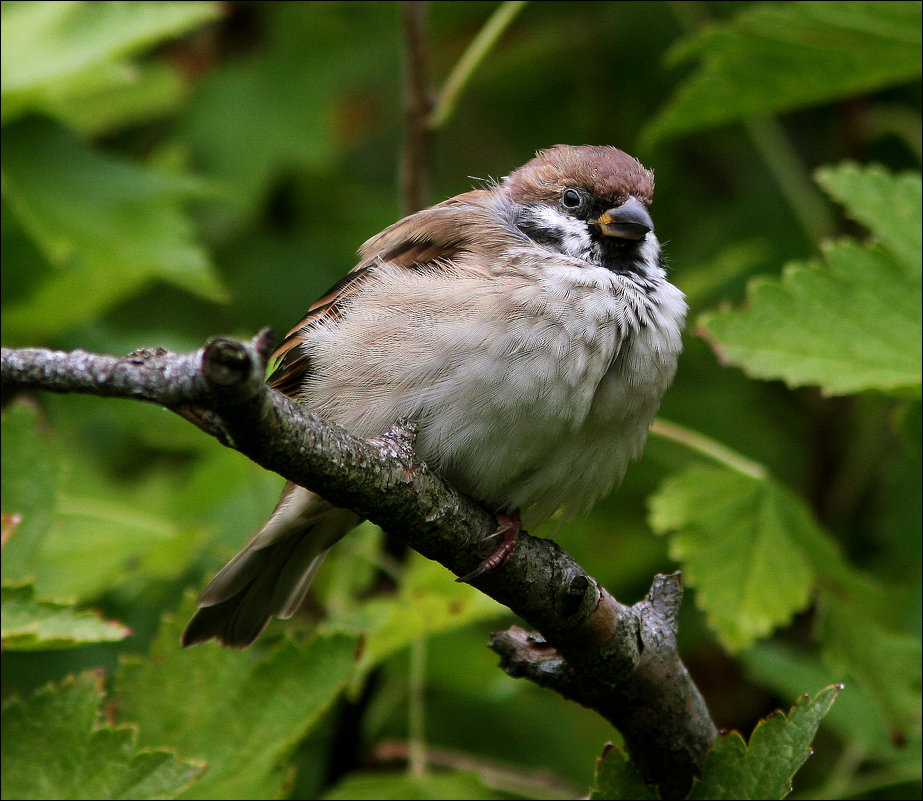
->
xmin=267 ymin=189 xmax=498 ymax=396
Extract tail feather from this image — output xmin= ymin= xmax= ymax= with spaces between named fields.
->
xmin=182 ymin=486 xmax=361 ymax=648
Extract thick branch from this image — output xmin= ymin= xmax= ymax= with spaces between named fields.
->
xmin=1 ymin=336 xmax=715 ymax=797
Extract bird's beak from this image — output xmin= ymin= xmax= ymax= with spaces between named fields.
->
xmin=594 ymin=196 xmax=654 ymax=240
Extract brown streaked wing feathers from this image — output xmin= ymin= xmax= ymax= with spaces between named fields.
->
xmin=266 ymin=191 xmax=488 ymax=396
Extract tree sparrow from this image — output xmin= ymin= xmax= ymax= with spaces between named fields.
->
xmin=182 ymin=145 xmax=687 ymax=648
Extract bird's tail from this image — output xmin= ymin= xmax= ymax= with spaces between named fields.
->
xmin=182 ymin=484 xmax=361 ymax=648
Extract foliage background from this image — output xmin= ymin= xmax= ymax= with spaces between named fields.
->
xmin=1 ymin=1 xmax=920 ymax=799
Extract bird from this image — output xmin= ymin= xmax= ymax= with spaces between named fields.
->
xmin=182 ymin=144 xmax=687 ymax=648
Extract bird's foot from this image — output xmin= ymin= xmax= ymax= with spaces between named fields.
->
xmin=456 ymin=511 xmax=521 ymax=583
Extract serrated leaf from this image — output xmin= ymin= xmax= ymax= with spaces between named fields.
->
xmin=589 ymin=743 xmax=659 ymax=801
xmin=1 ymin=582 xmax=130 ymax=650
xmin=815 ymin=163 xmax=922 ymax=271
xmin=643 ymin=1 xmax=921 ymax=146
xmin=648 ymin=465 xmax=815 ymax=650
xmin=699 ymin=239 xmax=921 ymax=397
xmin=698 ymin=163 xmax=922 ymax=397
xmin=1 ymin=672 xmax=204 ymax=800
xmin=741 ymin=642 xmax=915 ymax=760
xmin=688 ymin=686 xmax=841 ymax=800
xmin=0 ymin=0 xmax=222 ymax=124
xmin=117 ymin=596 xmax=361 ymax=799
xmin=1 ymin=402 xmax=59 ymax=582
xmin=1 ymin=117 xmax=227 ymax=339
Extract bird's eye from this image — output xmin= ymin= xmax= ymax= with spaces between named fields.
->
xmin=561 ymin=188 xmax=583 ymax=210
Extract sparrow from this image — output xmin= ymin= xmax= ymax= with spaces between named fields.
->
xmin=182 ymin=144 xmax=687 ymax=648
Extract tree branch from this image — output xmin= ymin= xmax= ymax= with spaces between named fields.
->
xmin=1 ymin=335 xmax=716 ymax=798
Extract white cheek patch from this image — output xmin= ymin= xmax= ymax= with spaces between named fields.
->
xmin=526 ymin=205 xmax=594 ymax=259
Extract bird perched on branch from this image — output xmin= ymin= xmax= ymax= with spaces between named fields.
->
xmin=182 ymin=144 xmax=687 ymax=648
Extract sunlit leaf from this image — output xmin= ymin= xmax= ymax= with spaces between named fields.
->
xmin=644 ymin=1 xmax=921 ymax=146
xmin=699 ymin=165 xmax=921 ymax=398
xmin=815 ymin=163 xmax=922 ymax=271
xmin=0 ymin=0 xmax=221 ymax=124
xmin=1 ymin=582 xmax=130 ymax=650
xmin=649 ymin=465 xmax=815 ymax=650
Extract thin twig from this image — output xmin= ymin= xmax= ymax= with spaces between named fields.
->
xmin=650 ymin=417 xmax=768 ymax=479
xmin=427 ymin=1 xmax=527 ymax=131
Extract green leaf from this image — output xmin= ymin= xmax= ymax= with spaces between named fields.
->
xmin=648 ymin=465 xmax=814 ymax=650
xmin=699 ymin=164 xmax=922 ymax=398
xmin=1 ymin=402 xmax=59 ymax=583
xmin=178 ymin=2 xmax=401 ymax=221
xmin=741 ymin=642 xmax=917 ymax=760
xmin=1 ymin=117 xmax=226 ymax=340
xmin=818 ymin=593 xmax=922 ymax=739
xmin=1 ymin=582 xmax=130 ymax=650
xmin=117 ymin=597 xmax=361 ymax=799
xmin=37 ymin=492 xmax=199 ymax=601
xmin=327 ymin=554 xmax=505 ymax=694
xmin=589 ymin=743 xmax=659 ymax=800
xmin=323 ymin=771 xmax=518 ymax=800
xmin=688 ymin=686 xmax=841 ymax=800
xmin=815 ymin=163 xmax=922 ymax=271
xmin=0 ymin=0 xmax=222 ymax=125
xmin=644 ymin=1 xmax=921 ymax=146
xmin=51 ymin=61 xmax=192 ymax=136
xmin=1 ymin=672 xmax=204 ymax=800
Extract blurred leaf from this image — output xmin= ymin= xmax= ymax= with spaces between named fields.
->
xmin=38 ymin=492 xmax=198 ymax=601
xmin=649 ymin=465 xmax=814 ymax=650
xmin=815 ymin=163 xmax=922 ymax=271
xmin=589 ymin=743 xmax=658 ymax=800
xmin=323 ymin=770 xmax=519 ymax=800
xmin=0 ymin=0 xmax=221 ymax=125
xmin=1 ymin=671 xmax=204 ymax=800
xmin=687 ymin=686 xmax=841 ymax=800
xmin=741 ymin=641 xmax=919 ymax=761
xmin=117 ymin=597 xmax=360 ymax=799
xmin=1 ymin=402 xmax=59 ymax=582
xmin=178 ymin=2 xmax=401 ymax=222
xmin=1 ymin=582 xmax=130 ymax=650
xmin=1 ymin=117 xmax=226 ymax=340
xmin=327 ymin=554 xmax=504 ymax=695
xmin=699 ymin=165 xmax=921 ymax=398
xmin=52 ymin=61 xmax=191 ymax=136
xmin=818 ymin=593 xmax=922 ymax=740
xmin=644 ymin=1 xmax=921 ymax=146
